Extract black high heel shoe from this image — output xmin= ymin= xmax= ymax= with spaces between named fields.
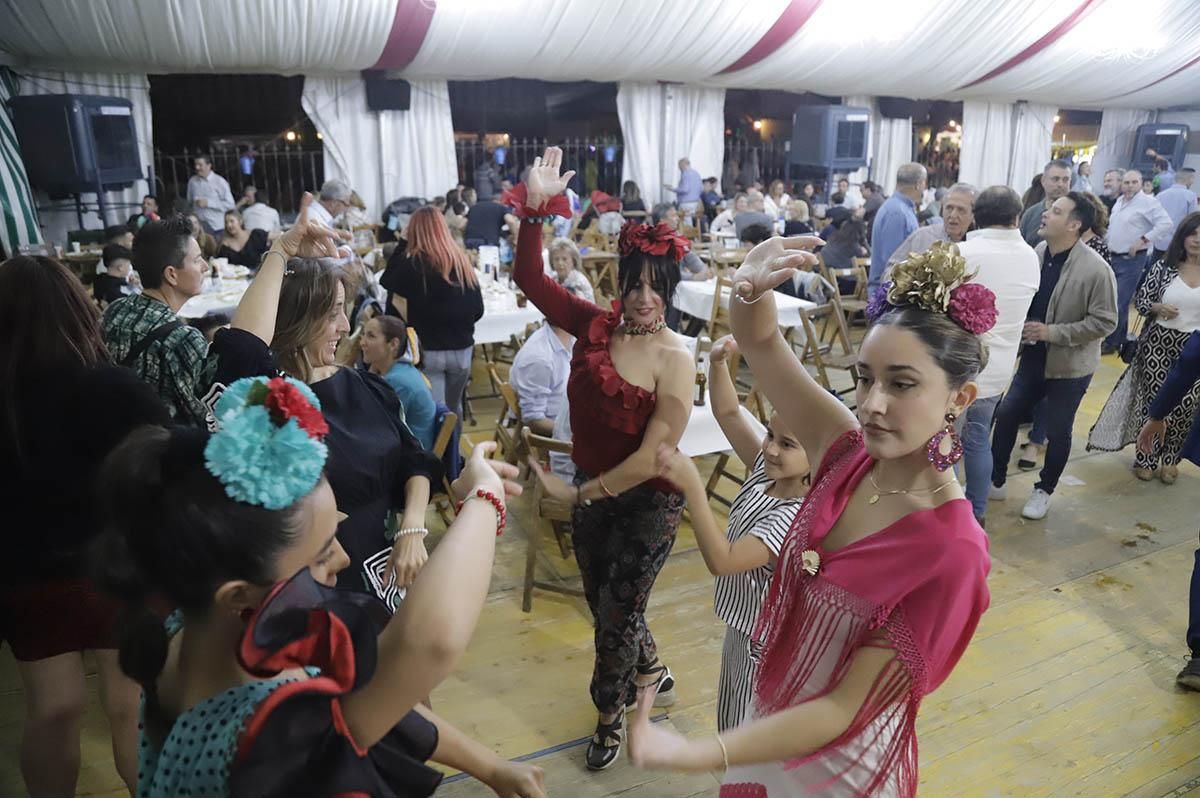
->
xmin=585 ymin=710 xmax=624 ymax=771
xmin=631 ymin=660 xmax=676 ymax=708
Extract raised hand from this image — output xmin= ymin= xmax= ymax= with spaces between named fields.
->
xmin=732 ymin=236 xmax=822 ymax=303
xmin=526 ymin=147 xmax=577 ymax=207
xmin=274 ymin=192 xmax=351 ymax=259
xmin=453 ymin=441 xmax=524 ymax=502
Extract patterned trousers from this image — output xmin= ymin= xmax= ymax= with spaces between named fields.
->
xmin=571 ymin=477 xmax=684 ymax=714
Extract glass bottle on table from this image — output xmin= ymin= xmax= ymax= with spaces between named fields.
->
xmin=693 ymin=335 xmax=712 ymax=406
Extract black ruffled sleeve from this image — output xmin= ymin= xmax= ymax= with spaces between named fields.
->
xmin=230 ymin=573 xmax=444 ymax=798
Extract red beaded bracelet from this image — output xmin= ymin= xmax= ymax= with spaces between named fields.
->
xmin=456 ymin=488 xmax=507 ymax=536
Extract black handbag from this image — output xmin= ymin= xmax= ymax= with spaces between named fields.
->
xmin=1119 ymin=312 xmax=1146 ymax=365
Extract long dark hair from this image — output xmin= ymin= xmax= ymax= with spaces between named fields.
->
xmin=95 ymin=426 xmax=312 ymax=740
xmin=1166 ymin=211 xmax=1200 ymax=268
xmin=0 ymin=256 xmax=108 ymax=462
xmin=273 ymin=258 xmax=351 ymax=382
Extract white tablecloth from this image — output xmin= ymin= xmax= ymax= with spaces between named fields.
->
xmin=673 ymin=278 xmax=815 ymax=329
xmin=474 ymin=287 xmax=545 ymax=345
xmin=680 ymin=398 xmax=765 ymax=458
xmin=178 ymin=278 xmax=250 ymax=320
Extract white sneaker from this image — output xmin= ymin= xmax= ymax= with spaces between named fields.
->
xmin=1021 ymin=488 xmax=1052 ymax=520
xmin=988 ymin=483 xmax=1008 ymax=501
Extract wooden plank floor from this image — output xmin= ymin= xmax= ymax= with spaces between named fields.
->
xmin=3 ymin=352 xmax=1198 ymax=797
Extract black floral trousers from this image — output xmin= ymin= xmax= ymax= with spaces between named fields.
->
xmin=571 ymin=476 xmax=684 ymax=714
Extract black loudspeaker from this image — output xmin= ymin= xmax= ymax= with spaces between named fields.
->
xmin=9 ymin=94 xmax=142 ymax=196
xmin=790 ymin=105 xmax=870 ymax=170
xmin=1131 ymin=123 xmax=1189 ymax=173
xmin=362 ymin=71 xmax=412 ymax=111
xmin=877 ymin=97 xmax=930 ymax=120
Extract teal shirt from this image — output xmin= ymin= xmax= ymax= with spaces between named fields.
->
xmin=381 ymin=362 xmax=437 ymax=450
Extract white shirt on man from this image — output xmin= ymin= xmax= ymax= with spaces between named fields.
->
xmin=955 ymin=227 xmax=1040 ymax=398
xmin=241 ymin=202 xmax=281 ymax=234
xmin=1107 ymin=191 xmax=1174 ymax=254
xmin=307 ymin=199 xmax=337 ymax=229
xmin=509 ymin=323 xmax=573 ymax=424
xmin=1152 ymin=183 xmax=1198 ymax=251
xmin=186 ymin=171 xmax=235 ymax=231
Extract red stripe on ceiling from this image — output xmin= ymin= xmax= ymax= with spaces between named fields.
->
xmin=370 ymin=0 xmax=437 ymax=71
xmin=956 ymin=0 xmax=1102 ymax=90
xmin=1115 ymin=51 xmax=1200 ymax=98
xmin=717 ymin=0 xmax=824 ymax=75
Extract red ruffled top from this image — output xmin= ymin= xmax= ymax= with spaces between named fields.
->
xmin=510 ymin=194 xmax=675 ymax=492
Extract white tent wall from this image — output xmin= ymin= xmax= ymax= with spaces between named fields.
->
xmin=617 ymin=82 xmax=725 ymax=206
xmin=959 ymin=101 xmax=1014 ymax=190
xmin=875 ymin=115 xmax=914 ymax=196
xmin=1091 ymin=108 xmax=1155 ymax=186
xmin=1009 ymin=102 xmax=1058 ymax=190
xmin=301 ymin=76 xmax=456 ymax=223
xmin=17 ymin=70 xmax=153 ymax=246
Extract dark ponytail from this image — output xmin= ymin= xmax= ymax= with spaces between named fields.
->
xmin=94 ymin=425 xmax=313 ymax=738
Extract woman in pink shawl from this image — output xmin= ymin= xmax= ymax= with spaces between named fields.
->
xmin=628 ymin=240 xmax=993 ymax=797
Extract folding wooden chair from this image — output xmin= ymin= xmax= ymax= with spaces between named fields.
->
xmin=521 ymin=427 xmax=585 ymax=612
xmin=708 ymin=273 xmax=735 ymax=339
xmin=703 ymin=385 xmax=770 ymax=508
xmin=821 ymin=256 xmax=870 ymax=323
xmin=796 ymin=295 xmax=859 ymax=399
xmin=487 ymin=364 xmax=525 ymax=466
xmin=429 ymin=410 xmax=459 ymax=526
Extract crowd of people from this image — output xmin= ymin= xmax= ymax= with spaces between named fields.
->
xmin=3 ymin=133 xmax=1200 ymax=798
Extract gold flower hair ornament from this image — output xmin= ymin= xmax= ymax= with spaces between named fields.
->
xmin=886 ymin=240 xmax=972 ymax=313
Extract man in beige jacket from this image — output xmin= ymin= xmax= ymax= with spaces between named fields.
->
xmin=989 ymin=192 xmax=1117 ymax=520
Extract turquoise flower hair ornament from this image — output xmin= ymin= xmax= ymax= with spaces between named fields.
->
xmin=205 ymin=376 xmax=330 ymax=510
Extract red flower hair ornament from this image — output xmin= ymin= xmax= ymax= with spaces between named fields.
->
xmin=618 ymin=220 xmax=691 ymax=263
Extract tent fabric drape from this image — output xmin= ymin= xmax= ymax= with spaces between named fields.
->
xmin=618 ymin=82 xmax=725 ymax=207
xmin=17 ymin=70 xmax=153 ymax=245
xmin=0 ymin=68 xmax=41 ymax=256
xmin=1091 ymin=108 xmax=1155 ymax=186
xmin=302 ymin=76 xmax=457 ymax=223
xmin=959 ymin=101 xmax=1015 ymax=190
xmin=874 ymin=115 xmax=914 ymax=196
xmin=1009 ymin=102 xmax=1058 ymax=192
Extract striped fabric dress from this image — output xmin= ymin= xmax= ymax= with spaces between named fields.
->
xmin=714 ymin=452 xmax=804 ymax=731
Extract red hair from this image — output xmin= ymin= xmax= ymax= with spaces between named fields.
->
xmin=406 ymin=206 xmax=477 ymax=288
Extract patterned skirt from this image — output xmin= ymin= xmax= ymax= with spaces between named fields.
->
xmin=1088 ymin=323 xmax=1200 ymax=468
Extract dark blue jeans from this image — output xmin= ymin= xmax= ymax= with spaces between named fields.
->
xmin=960 ymin=394 xmax=1001 ymax=519
xmin=1105 ymin=252 xmax=1148 ymax=351
xmin=990 ymin=353 xmax=1092 ymax=494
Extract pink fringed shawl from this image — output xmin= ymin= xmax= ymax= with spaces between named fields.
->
xmin=722 ymin=430 xmax=990 ymax=797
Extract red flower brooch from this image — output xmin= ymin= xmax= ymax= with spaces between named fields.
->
xmin=618 ymin=220 xmax=691 ymax=262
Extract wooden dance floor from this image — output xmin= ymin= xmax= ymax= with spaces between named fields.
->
xmin=3 ymin=352 xmax=1198 ymax=797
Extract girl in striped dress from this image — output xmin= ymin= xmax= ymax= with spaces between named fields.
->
xmin=656 ymin=334 xmax=810 ymax=731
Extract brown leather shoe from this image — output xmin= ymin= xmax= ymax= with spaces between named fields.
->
xmin=1162 ymin=465 xmax=1179 ymax=485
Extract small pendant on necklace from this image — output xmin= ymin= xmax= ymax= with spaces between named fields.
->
xmin=868 ymin=494 xmax=880 ymax=504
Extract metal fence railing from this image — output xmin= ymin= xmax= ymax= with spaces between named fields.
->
xmin=455 ymin=137 xmax=625 ymax=198
xmin=153 ymin=142 xmax=324 ymax=218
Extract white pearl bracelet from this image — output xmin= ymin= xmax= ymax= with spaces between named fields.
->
xmin=395 ymin=527 xmax=429 ymax=538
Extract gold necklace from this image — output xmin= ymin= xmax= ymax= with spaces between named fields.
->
xmin=867 ymin=466 xmax=957 ymax=505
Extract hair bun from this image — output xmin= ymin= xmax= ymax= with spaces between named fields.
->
xmin=867 ymin=241 xmax=998 ymax=334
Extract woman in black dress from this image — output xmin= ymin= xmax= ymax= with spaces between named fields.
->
xmin=217 ymin=209 xmax=270 ymax=269
xmin=0 ymin=255 xmax=170 ymax=795
xmin=203 ymin=195 xmax=442 ymax=596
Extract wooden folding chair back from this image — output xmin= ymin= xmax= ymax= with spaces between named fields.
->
xmin=488 ymin=364 xmax=525 ymax=465
xmin=520 ymin=427 xmax=585 ymax=612
xmin=708 ymin=273 xmax=735 ymax=339
xmin=430 ymin=411 xmax=459 ymax=525
xmin=796 ymin=299 xmax=859 ymax=398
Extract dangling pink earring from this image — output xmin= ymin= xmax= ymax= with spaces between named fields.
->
xmin=926 ymin=413 xmax=963 ymax=472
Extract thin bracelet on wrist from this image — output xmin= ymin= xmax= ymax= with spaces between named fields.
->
xmin=395 ymin=527 xmax=428 ymax=538
xmin=715 ymin=734 xmax=729 ymax=772
xmin=597 ymin=473 xmax=618 ymax=499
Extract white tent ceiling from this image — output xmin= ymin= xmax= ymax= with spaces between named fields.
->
xmin=1 ymin=0 xmax=1199 ymax=109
